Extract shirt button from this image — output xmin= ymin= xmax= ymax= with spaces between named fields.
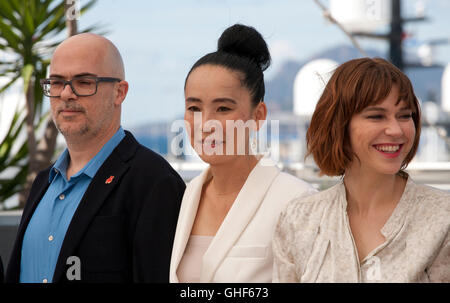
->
xmin=59 ymin=194 xmax=65 ymax=200
xmin=43 ymin=278 xmax=48 ymax=283
xmin=48 ymin=235 xmax=54 ymax=242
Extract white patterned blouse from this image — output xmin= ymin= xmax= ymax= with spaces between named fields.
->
xmin=273 ymin=178 xmax=450 ymax=282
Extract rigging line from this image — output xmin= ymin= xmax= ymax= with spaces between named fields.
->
xmin=313 ymin=0 xmax=369 ymax=57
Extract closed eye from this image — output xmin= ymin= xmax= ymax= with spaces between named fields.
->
xmin=367 ymin=115 xmax=384 ymax=120
xmin=187 ymin=106 xmax=200 ymax=112
xmin=50 ymin=80 xmax=64 ymax=86
xmin=217 ymin=106 xmax=231 ymax=112
xmin=398 ymin=113 xmax=413 ymax=120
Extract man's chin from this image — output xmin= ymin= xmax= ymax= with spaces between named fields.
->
xmin=56 ymin=124 xmax=90 ymax=138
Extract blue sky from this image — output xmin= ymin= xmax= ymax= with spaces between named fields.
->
xmin=5 ymin=0 xmax=450 ymax=130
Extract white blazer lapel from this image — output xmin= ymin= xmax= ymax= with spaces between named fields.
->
xmin=170 ymin=168 xmax=211 ymax=282
xmin=200 ymin=158 xmax=280 ymax=282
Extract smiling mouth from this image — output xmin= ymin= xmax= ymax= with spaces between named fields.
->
xmin=198 ymin=139 xmax=224 ymax=148
xmin=374 ymin=144 xmax=402 ymax=152
xmin=373 ymin=144 xmax=404 ymax=157
xmin=205 ymin=140 xmax=224 ymax=145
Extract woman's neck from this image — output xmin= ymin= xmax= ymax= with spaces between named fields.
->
xmin=343 ymin=168 xmax=407 ymax=217
xmin=209 ymin=155 xmax=259 ymax=196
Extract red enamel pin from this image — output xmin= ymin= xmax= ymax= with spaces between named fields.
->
xmin=105 ymin=176 xmax=114 ymax=184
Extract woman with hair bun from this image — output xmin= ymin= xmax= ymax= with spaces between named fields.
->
xmin=273 ymin=57 xmax=450 ymax=282
xmin=169 ymin=24 xmax=316 ymax=282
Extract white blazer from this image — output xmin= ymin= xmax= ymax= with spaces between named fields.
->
xmin=170 ymin=158 xmax=317 ymax=282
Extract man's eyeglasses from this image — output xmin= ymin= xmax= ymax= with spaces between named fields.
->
xmin=40 ymin=76 xmax=122 ymax=97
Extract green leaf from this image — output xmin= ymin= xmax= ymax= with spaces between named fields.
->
xmin=0 ymin=1 xmax=21 ymax=29
xmin=21 ymin=64 xmax=35 ymax=94
xmin=0 ymin=19 xmax=21 ymax=50
xmin=0 ymin=109 xmax=25 ymax=168
xmin=38 ymin=2 xmax=65 ymax=35
xmin=23 ymin=2 xmax=35 ymax=36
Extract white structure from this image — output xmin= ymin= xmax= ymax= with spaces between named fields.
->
xmin=417 ymin=44 xmax=435 ymax=66
xmin=293 ymin=59 xmax=338 ymax=117
xmin=330 ymin=0 xmax=391 ymax=33
xmin=423 ymin=101 xmax=440 ymax=125
xmin=419 ymin=101 xmax=448 ymax=161
xmin=442 ymin=63 xmax=450 ymax=112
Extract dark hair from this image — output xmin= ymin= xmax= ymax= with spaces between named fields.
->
xmin=185 ymin=24 xmax=271 ymax=106
xmin=306 ymin=57 xmax=421 ymax=176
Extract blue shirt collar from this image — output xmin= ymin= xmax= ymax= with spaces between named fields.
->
xmin=49 ymin=127 xmax=126 ymax=183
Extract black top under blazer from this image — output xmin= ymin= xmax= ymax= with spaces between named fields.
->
xmin=6 ymin=131 xmax=185 ymax=283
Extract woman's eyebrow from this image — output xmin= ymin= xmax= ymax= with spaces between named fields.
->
xmin=362 ymin=106 xmax=386 ymax=112
xmin=363 ymin=106 xmax=411 ymax=112
xmin=186 ymin=97 xmax=201 ymax=103
xmin=185 ymin=97 xmax=237 ymax=104
xmin=212 ymin=98 xmax=236 ymax=104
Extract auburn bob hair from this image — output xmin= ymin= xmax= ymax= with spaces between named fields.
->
xmin=306 ymin=57 xmax=421 ymax=176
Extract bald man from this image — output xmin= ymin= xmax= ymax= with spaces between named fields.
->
xmin=6 ymin=34 xmax=185 ymax=283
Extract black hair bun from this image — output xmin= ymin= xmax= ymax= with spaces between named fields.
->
xmin=217 ymin=24 xmax=271 ymax=72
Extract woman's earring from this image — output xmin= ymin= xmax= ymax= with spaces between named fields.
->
xmin=251 ymin=133 xmax=258 ymax=155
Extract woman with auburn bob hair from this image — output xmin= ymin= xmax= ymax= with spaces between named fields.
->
xmin=273 ymin=57 xmax=450 ymax=282
xmin=169 ymin=24 xmax=316 ymax=283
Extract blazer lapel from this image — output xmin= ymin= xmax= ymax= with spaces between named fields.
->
xmin=52 ymin=132 xmax=137 ymax=282
xmin=6 ymin=169 xmax=51 ymax=282
xmin=17 ymin=170 xmax=51 ymax=234
xmin=200 ymin=158 xmax=280 ymax=282
xmin=170 ymin=168 xmax=211 ymax=282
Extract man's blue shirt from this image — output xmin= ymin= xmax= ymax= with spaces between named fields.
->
xmin=20 ymin=127 xmax=125 ymax=283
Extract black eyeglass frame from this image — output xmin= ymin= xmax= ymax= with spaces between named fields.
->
xmin=40 ymin=76 xmax=122 ymax=97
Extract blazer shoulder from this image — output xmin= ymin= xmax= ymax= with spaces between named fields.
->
xmin=132 ymin=145 xmax=185 ymax=191
xmin=181 ymin=169 xmax=208 ymax=198
xmin=118 ymin=131 xmax=174 ymax=168
xmin=34 ymin=166 xmax=52 ymax=184
xmin=25 ymin=167 xmax=52 ymax=203
xmin=133 ymin=144 xmax=172 ymax=168
xmin=186 ymin=169 xmax=208 ymax=186
xmin=121 ymin=135 xmax=183 ymax=180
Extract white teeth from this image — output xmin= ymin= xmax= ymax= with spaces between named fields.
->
xmin=375 ymin=145 xmax=400 ymax=153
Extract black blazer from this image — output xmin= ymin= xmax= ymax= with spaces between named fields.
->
xmin=6 ymin=131 xmax=185 ymax=283
xmin=0 ymin=255 xmax=3 ymax=283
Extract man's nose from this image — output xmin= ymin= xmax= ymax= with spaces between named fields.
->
xmin=59 ymin=83 xmax=77 ymax=101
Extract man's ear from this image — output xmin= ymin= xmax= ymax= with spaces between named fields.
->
xmin=114 ymin=80 xmax=129 ymax=106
